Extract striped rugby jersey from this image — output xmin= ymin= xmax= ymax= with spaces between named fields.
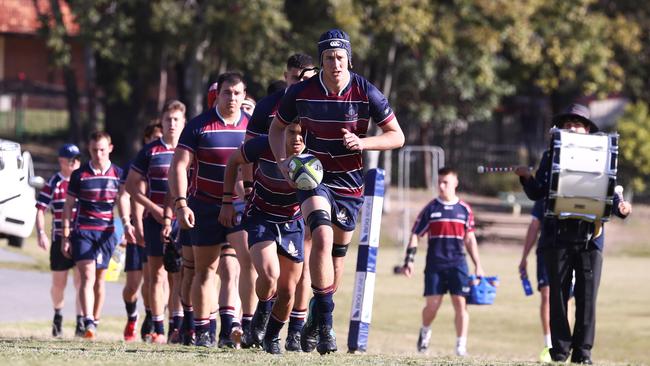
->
xmin=67 ymin=162 xmax=122 ymax=231
xmin=36 ymin=172 xmax=76 ymax=237
xmin=177 ymin=108 xmax=248 ymax=202
xmin=276 ymin=71 xmax=395 ymax=197
xmin=246 ymin=89 xmax=284 ymax=138
xmin=131 ymin=138 xmax=174 ymax=208
xmin=412 ymin=198 xmax=475 ymax=271
xmin=241 ymin=136 xmax=300 ymax=223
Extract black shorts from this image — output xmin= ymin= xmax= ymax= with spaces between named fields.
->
xmin=50 ymin=235 xmax=75 ymax=271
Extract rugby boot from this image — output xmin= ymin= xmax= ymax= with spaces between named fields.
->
xmin=151 ymin=333 xmax=167 ymax=344
xmin=140 ymin=312 xmax=153 ymax=342
xmin=74 ymin=319 xmax=85 ymax=338
xmin=240 ymin=326 xmax=255 ymax=349
xmin=250 ymin=309 xmax=271 ymax=346
xmin=168 ymin=329 xmax=182 ymax=344
xmin=285 ymin=330 xmax=301 ymax=352
xmin=123 ymin=319 xmax=137 ymax=342
xmin=300 ymin=298 xmax=319 ymax=352
xmin=316 ymin=324 xmax=337 ymax=355
xmin=182 ymin=329 xmax=195 ymax=346
xmin=195 ymin=330 xmax=214 ymax=348
xmin=52 ymin=314 xmax=63 ymax=338
xmin=230 ymin=325 xmax=243 ymax=349
xmin=263 ymin=336 xmax=282 ymax=355
xmin=83 ymin=323 xmax=97 ymax=340
xmin=217 ymin=337 xmax=236 ymax=349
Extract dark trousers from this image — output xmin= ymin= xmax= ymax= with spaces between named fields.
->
xmin=544 ymin=242 xmax=602 ymax=361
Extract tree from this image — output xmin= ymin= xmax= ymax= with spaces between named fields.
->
xmin=617 ymin=102 xmax=650 ymax=194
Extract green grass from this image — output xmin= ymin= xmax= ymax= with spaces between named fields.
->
xmin=0 ymin=243 xmax=648 ymax=365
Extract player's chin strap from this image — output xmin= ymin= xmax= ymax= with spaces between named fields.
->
xmin=332 ymin=242 xmax=349 ymax=257
xmin=404 ymin=247 xmax=417 ymax=267
xmin=307 ymin=209 xmax=331 ymax=232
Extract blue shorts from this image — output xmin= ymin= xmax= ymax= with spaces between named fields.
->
xmin=50 ymin=235 xmax=75 ymax=271
xmin=71 ymin=229 xmax=119 ymax=270
xmin=296 ymin=185 xmax=363 ymax=232
xmin=144 ymin=216 xmax=165 ymax=257
xmin=244 ymin=211 xmax=305 ymax=263
xmin=178 ymin=229 xmax=192 ymax=247
xmin=423 ymin=261 xmax=470 ymax=296
xmin=188 ymin=198 xmax=244 ymax=247
xmin=125 ymin=243 xmax=146 ymax=272
xmin=536 ymin=251 xmax=550 ymax=289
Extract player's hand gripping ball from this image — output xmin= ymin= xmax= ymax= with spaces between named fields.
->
xmin=288 ymin=154 xmax=323 ymax=190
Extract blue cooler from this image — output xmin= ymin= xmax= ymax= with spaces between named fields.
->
xmin=467 ymin=275 xmax=499 ymax=305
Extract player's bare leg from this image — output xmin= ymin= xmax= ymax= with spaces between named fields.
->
xmin=300 ymin=196 xmax=336 ymax=354
xmin=249 ymin=240 xmax=279 ymax=347
xmin=230 ymin=230 xmax=257 ymax=346
xmin=181 ymin=245 xmax=195 ymax=344
xmin=451 ymin=294 xmax=469 ymax=356
xmin=92 ymin=268 xmax=107 ymax=331
xmin=418 ymin=295 xmax=443 ymax=353
xmin=77 ymin=260 xmax=97 ymax=339
xmin=263 ymin=254 xmax=302 ymax=354
xmin=287 ymin=234 xmax=311 ymax=351
xmin=167 ymin=271 xmax=183 ymax=343
xmin=72 ymin=267 xmax=83 ymax=336
xmin=50 ymin=270 xmax=68 ymax=337
xmin=332 ymin=227 xmax=354 ymax=292
xmin=122 ymin=268 xmax=142 ymax=341
xmin=217 ymin=245 xmax=240 ymax=348
xmin=192 ymin=245 xmax=220 ymax=347
xmin=148 ymin=256 xmax=168 ymax=343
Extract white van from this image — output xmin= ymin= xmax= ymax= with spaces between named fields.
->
xmin=0 ymin=139 xmax=44 ymax=247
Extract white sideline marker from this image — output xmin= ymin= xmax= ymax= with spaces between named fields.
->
xmin=347 ymin=168 xmax=385 ymax=353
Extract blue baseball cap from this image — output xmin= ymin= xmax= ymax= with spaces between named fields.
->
xmin=318 ymin=29 xmax=352 ymax=67
xmin=58 ymin=143 xmax=81 ymax=159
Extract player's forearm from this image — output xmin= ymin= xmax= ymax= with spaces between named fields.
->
xmin=117 ymin=185 xmax=132 ymax=223
xmin=407 ymin=233 xmax=419 ymax=249
xmin=360 ymin=129 xmax=405 ymax=151
xmin=168 ymin=152 xmax=189 ymax=201
xmin=521 ymin=219 xmax=540 ymax=260
xmin=464 ymin=233 xmax=482 ymax=268
xmin=223 ymin=156 xmax=241 ymax=200
xmin=269 ymin=118 xmax=287 ymax=163
xmin=35 ymin=209 xmax=46 ymax=234
xmin=62 ymin=195 xmax=75 ymax=237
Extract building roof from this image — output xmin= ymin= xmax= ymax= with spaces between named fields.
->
xmin=0 ymin=0 xmax=79 ymax=35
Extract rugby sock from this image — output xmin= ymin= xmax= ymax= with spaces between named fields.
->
xmin=94 ymin=318 xmax=100 ymax=328
xmin=544 ymin=334 xmax=552 ymax=348
xmin=125 ymin=301 xmax=138 ymax=322
xmin=242 ymin=313 xmax=253 ymax=333
xmin=456 ymin=336 xmax=467 ymax=354
xmin=83 ymin=316 xmax=95 ymax=329
xmin=256 ymin=295 xmax=276 ymax=313
xmin=76 ymin=315 xmax=84 ymax=328
xmin=219 ymin=306 xmax=236 ymax=339
xmin=194 ymin=318 xmax=210 ymax=334
xmin=54 ymin=308 xmax=63 ymax=317
xmin=209 ymin=311 xmax=218 ymax=340
xmin=265 ymin=313 xmax=286 ymax=341
xmin=288 ymin=308 xmax=306 ymax=333
xmin=152 ymin=314 xmax=165 ymax=335
xmin=181 ymin=302 xmax=194 ymax=334
xmin=313 ymin=285 xmax=335 ymax=326
xmin=172 ymin=311 xmax=184 ymax=331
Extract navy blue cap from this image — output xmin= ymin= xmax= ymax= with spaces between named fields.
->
xmin=553 ymin=103 xmax=599 ymax=133
xmin=58 ymin=143 xmax=81 ymax=159
xmin=318 ymin=29 xmax=352 ymax=67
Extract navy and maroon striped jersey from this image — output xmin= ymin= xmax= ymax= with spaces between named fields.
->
xmin=241 ymin=136 xmax=300 ymax=223
xmin=177 ymin=108 xmax=248 ymax=202
xmin=67 ymin=162 xmax=122 ymax=231
xmin=246 ymin=89 xmax=284 ymax=138
xmin=276 ymin=72 xmax=395 ymax=197
xmin=130 ymin=138 xmax=174 ymax=208
xmin=411 ymin=198 xmax=475 ymax=271
xmin=36 ymin=172 xmax=76 ymax=237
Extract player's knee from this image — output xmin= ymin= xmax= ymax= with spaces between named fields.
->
xmin=332 ymin=243 xmax=349 ymax=258
xmin=307 ymin=209 xmax=331 ymax=233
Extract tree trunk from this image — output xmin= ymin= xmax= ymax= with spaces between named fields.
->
xmin=84 ymin=44 xmax=99 ymax=135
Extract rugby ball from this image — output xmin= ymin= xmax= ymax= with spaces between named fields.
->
xmin=288 ymin=154 xmax=323 ymax=190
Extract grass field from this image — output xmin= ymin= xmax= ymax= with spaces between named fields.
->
xmin=1 ymin=197 xmax=648 ymax=365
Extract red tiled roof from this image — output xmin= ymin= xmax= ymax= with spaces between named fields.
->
xmin=0 ymin=0 xmax=79 ymax=35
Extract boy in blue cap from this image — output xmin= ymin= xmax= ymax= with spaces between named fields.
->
xmin=35 ymin=143 xmax=83 ymax=337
